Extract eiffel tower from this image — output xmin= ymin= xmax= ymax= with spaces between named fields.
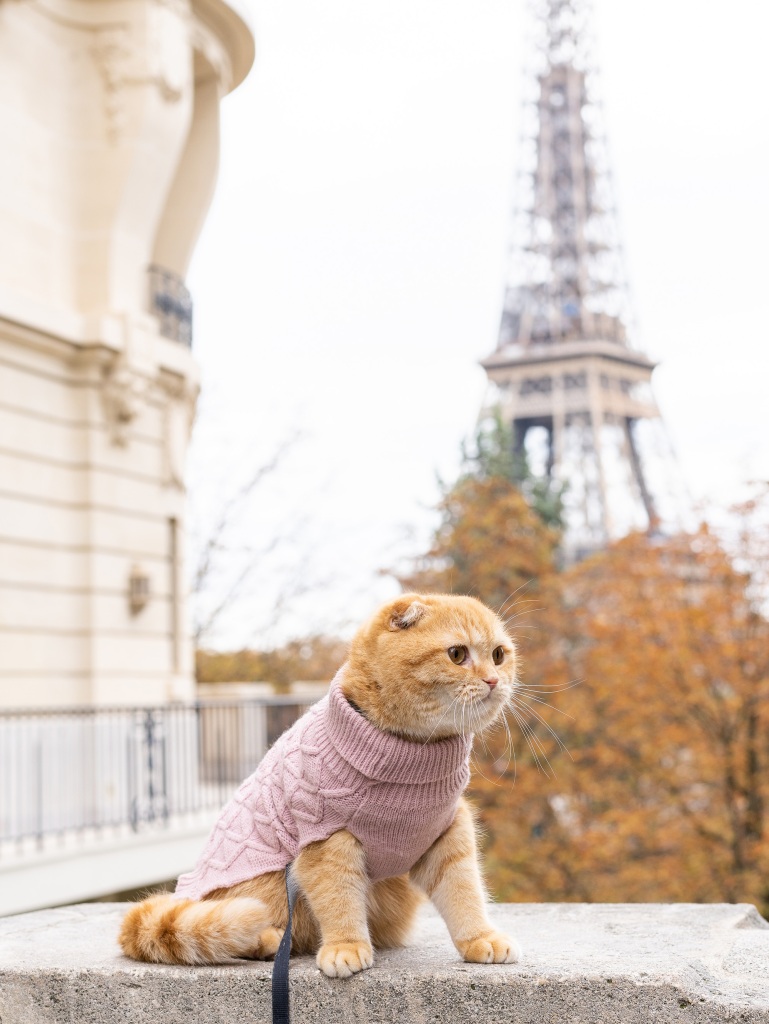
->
xmin=482 ymin=0 xmax=676 ymax=559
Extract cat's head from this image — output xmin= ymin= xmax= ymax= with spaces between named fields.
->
xmin=342 ymin=593 xmax=517 ymax=741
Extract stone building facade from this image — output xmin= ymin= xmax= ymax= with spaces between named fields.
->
xmin=0 ymin=0 xmax=254 ymax=707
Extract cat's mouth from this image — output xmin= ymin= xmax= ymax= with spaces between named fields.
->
xmin=473 ymin=685 xmax=510 ymax=720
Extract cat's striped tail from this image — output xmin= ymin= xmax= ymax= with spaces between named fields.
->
xmin=118 ymin=893 xmax=272 ymax=965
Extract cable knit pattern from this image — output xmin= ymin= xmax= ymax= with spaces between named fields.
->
xmin=175 ymin=671 xmax=472 ymax=899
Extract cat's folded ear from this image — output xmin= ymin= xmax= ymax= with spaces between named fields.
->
xmin=388 ymin=596 xmax=429 ymax=631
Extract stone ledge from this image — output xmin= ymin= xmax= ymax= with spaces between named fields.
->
xmin=1 ymin=903 xmax=768 ymax=1023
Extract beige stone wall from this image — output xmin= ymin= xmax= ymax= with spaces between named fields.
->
xmin=0 ymin=0 xmax=254 ymax=707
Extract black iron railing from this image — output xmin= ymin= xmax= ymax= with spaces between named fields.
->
xmin=148 ymin=264 xmax=193 ymax=346
xmin=0 ymin=698 xmax=315 ymax=856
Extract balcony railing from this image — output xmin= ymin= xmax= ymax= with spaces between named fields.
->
xmin=148 ymin=264 xmax=193 ymax=346
xmin=0 ymin=698 xmax=315 ymax=858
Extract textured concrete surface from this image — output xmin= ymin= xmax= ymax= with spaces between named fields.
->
xmin=1 ymin=902 xmax=768 ymax=1023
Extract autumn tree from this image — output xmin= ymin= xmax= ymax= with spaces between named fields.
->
xmin=398 ymin=414 xmax=561 ymax=610
xmin=459 ymin=411 xmax=566 ymax=531
xmin=189 ymin=431 xmax=324 ymax=647
xmin=196 ymin=635 xmax=348 ymax=691
xmin=472 ymin=524 xmax=769 ymax=915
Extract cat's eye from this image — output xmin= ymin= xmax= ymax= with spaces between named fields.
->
xmin=448 ymin=645 xmax=468 ymax=665
xmin=492 ymin=646 xmax=505 ymax=665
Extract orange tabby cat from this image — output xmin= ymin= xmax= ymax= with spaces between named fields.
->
xmin=119 ymin=593 xmax=521 ymax=976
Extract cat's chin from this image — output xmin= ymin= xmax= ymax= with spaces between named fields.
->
xmin=467 ymin=690 xmax=511 ymax=730
xmin=398 ymin=695 xmax=510 ymax=743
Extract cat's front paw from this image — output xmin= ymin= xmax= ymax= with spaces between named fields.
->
xmin=317 ymin=940 xmax=374 ymax=978
xmin=458 ymin=930 xmax=521 ymax=964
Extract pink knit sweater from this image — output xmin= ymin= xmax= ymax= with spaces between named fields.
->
xmin=175 ymin=672 xmax=472 ymax=898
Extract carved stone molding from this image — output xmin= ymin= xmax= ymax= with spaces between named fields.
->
xmin=90 ymin=26 xmax=133 ymax=143
xmin=102 ymin=357 xmax=148 ymax=446
xmin=159 ymin=371 xmax=198 ymax=487
xmin=88 ymin=3 xmax=190 ymax=144
xmin=7 ymin=0 xmax=185 ymax=143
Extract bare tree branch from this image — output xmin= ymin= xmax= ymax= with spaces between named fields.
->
xmin=189 ymin=431 xmax=315 ymax=646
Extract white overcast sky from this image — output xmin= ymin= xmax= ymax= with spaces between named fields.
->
xmin=187 ymin=0 xmax=769 ymax=648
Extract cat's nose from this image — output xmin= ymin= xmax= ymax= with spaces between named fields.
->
xmin=484 ymin=678 xmax=498 ymax=690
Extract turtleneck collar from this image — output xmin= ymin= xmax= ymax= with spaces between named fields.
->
xmin=324 ymin=669 xmax=472 ymax=784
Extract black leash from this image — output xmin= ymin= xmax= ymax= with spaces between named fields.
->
xmin=271 ymin=866 xmax=298 ymax=1024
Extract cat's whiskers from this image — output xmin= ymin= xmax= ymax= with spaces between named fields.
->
xmin=490 ymin=688 xmax=520 ymax=780
xmin=472 ymin=710 xmax=490 ymax=755
xmin=421 ymin=691 xmax=463 ymax=744
xmin=515 ymin=678 xmax=581 ymax=695
xmin=452 ymin=695 xmax=465 ymax=741
xmin=507 ymin=703 xmax=556 ymax=777
xmin=461 ymin=698 xmax=471 ymax=742
xmin=458 ymin=680 xmax=518 ymax=786
xmin=509 ymin=694 xmax=571 ymax=760
xmin=513 ymin=691 xmax=575 ymax=721
xmin=505 ymin=702 xmax=540 ymax=763
xmin=502 ymin=605 xmax=543 ymax=626
xmin=501 ymin=709 xmax=518 ymax=784
xmin=498 ymin=709 xmax=519 ymax=783
xmin=462 ymin=700 xmax=505 ymax=786
xmin=495 ymin=581 xmax=535 ymax=619
xmin=468 ymin=717 xmax=507 ymax=788
xmin=501 ymin=598 xmax=544 ymax=618
xmin=502 ymin=700 xmax=568 ymax=784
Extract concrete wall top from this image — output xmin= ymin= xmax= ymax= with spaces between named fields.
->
xmin=1 ymin=903 xmax=768 ymax=1023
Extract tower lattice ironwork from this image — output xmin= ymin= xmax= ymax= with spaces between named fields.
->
xmin=483 ymin=0 xmax=675 ymax=558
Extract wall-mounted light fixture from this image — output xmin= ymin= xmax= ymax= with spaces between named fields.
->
xmin=128 ymin=565 xmax=151 ymax=615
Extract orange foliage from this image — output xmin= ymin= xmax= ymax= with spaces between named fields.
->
xmin=200 ymin=461 xmax=769 ymax=914
xmin=397 ymin=475 xmax=559 ymax=613
xmin=196 ymin=635 xmax=348 ymax=691
xmin=472 ymin=527 xmax=769 ymax=915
